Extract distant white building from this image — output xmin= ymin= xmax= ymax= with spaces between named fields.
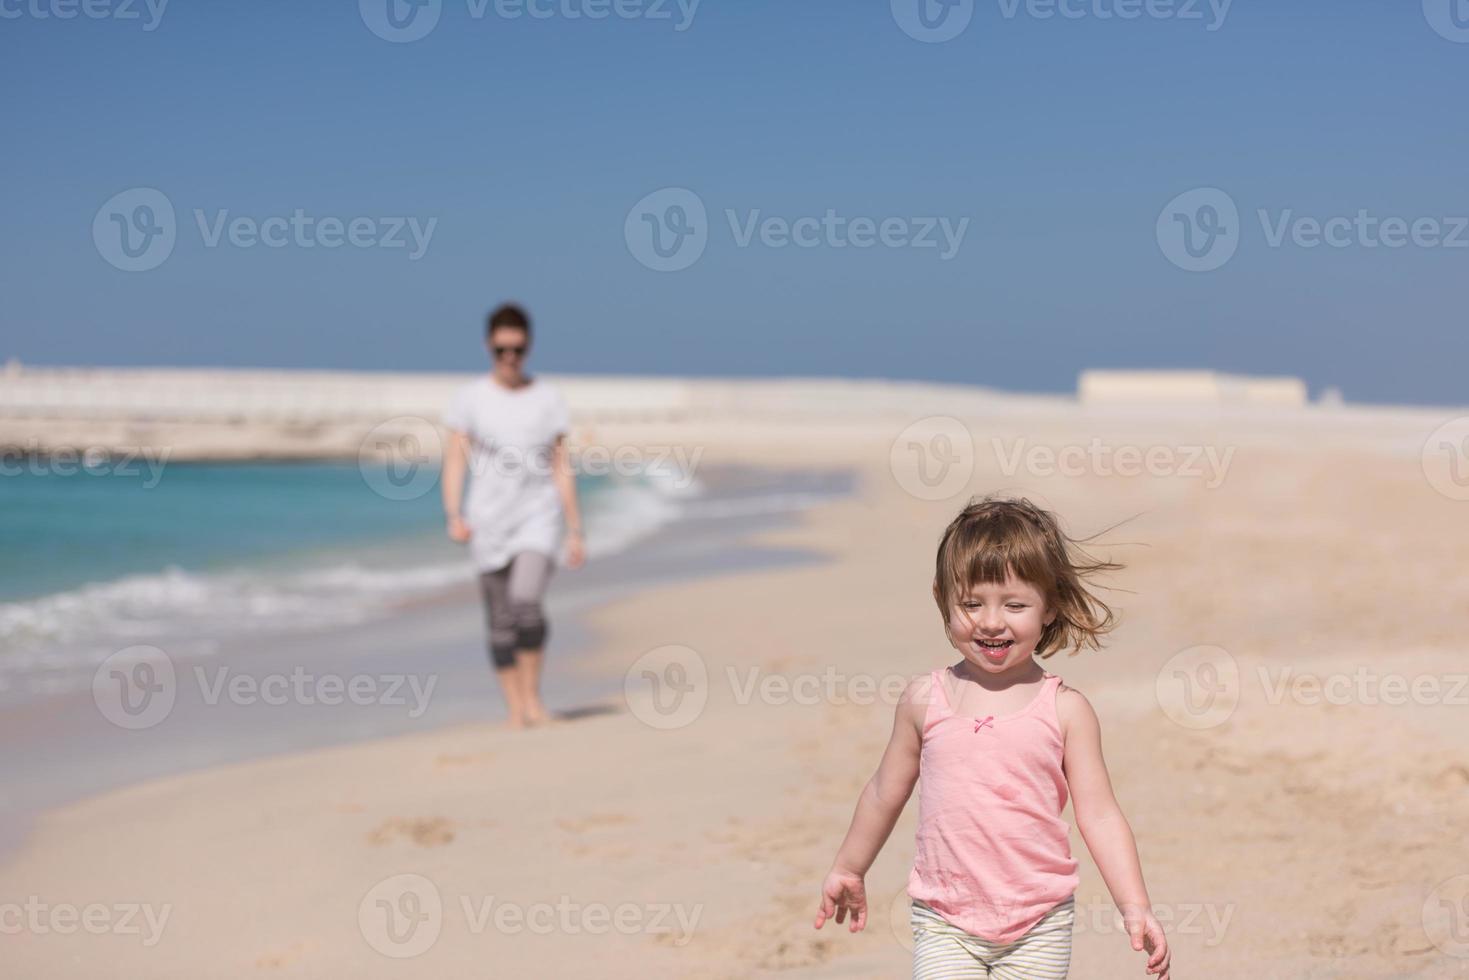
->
xmin=1077 ymin=370 xmax=1308 ymax=407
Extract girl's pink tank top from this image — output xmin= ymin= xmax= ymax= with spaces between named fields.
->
xmin=907 ymin=666 xmax=1080 ymax=943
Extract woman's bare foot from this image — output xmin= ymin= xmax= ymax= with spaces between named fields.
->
xmin=524 ymin=702 xmax=552 ymax=726
xmin=502 ymin=714 xmax=528 ymax=731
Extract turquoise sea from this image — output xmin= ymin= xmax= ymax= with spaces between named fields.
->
xmin=0 ymin=462 xmax=685 ymax=688
xmin=2 ymin=462 xmax=451 ymax=603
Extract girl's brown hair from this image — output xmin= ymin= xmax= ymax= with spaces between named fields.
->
xmin=933 ymin=495 xmax=1122 ymax=658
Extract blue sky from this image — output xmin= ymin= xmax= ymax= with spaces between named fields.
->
xmin=2 ymin=0 xmax=1465 ymax=405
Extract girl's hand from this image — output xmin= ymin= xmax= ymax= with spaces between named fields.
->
xmin=813 ymin=869 xmax=868 ymax=932
xmin=1123 ymin=907 xmax=1171 ymax=979
xmin=446 ymin=514 xmax=471 ymax=544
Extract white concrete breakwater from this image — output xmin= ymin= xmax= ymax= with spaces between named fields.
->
xmin=1 ymin=363 xmax=1442 ymax=463
xmin=0 ymin=364 xmax=1058 ymax=460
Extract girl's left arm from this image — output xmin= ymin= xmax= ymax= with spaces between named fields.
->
xmin=1060 ymin=687 xmax=1172 ymax=980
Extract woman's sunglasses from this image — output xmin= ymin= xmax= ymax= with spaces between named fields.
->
xmin=493 ymin=345 xmax=527 ymax=358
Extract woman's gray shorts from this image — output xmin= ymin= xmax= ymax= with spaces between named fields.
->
xmin=477 ymin=551 xmax=555 ymax=668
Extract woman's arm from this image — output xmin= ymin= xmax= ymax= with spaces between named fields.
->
xmin=551 ymin=435 xmax=585 ymax=568
xmin=814 ymin=676 xmax=926 ymax=932
xmin=441 ymin=429 xmax=471 ymax=543
xmin=1060 ymin=687 xmax=1172 ymax=979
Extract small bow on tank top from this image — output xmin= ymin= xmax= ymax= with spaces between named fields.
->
xmin=973 ymin=715 xmax=995 ymax=733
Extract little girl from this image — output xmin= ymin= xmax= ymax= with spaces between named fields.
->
xmin=813 ymin=495 xmax=1171 ymax=979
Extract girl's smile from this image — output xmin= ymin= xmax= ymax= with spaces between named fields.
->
xmin=973 ymin=637 xmax=1016 ymax=664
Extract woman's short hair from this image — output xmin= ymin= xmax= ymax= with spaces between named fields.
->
xmin=486 ymin=303 xmax=532 ymax=339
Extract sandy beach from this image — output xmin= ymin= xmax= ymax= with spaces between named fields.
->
xmin=3 ymin=399 xmax=1467 ymax=978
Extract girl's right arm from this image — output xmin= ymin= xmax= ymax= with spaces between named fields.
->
xmin=813 ymin=674 xmax=927 ymax=933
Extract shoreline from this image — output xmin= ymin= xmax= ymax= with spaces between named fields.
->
xmin=0 ymin=459 xmax=856 ymax=865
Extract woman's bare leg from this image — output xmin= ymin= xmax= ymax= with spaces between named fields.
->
xmin=516 ymin=651 xmax=548 ymax=724
xmin=497 ymin=665 xmax=529 ymax=728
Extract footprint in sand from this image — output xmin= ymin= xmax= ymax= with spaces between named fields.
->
xmin=1430 ymin=764 xmax=1469 ymax=792
xmin=758 ymin=935 xmax=837 ymax=970
xmin=435 ymin=751 xmax=496 ymax=768
xmin=366 ymin=816 xmax=456 ymax=847
xmin=254 ymin=940 xmax=314 ymax=969
xmin=567 ymin=841 xmax=637 ymax=860
xmin=556 ymin=813 xmax=637 ymax=860
xmin=555 ymin=812 xmax=634 ymax=834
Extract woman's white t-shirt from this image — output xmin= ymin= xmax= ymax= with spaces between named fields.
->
xmin=442 ymin=376 xmax=571 ymax=572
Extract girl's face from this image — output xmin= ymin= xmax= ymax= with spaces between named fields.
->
xmin=938 ymin=572 xmax=1056 ymax=674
